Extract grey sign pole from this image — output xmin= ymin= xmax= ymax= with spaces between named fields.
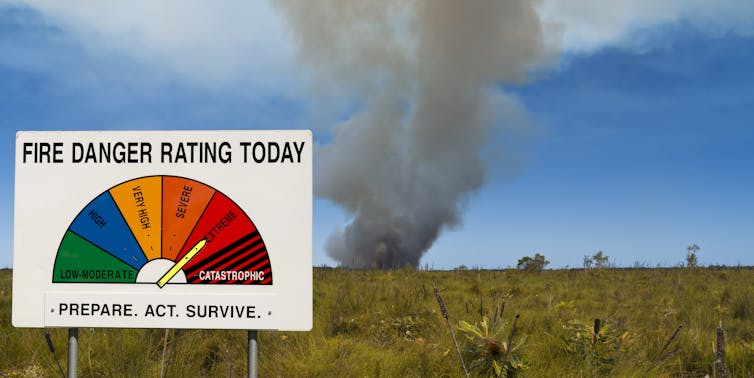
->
xmin=67 ymin=328 xmax=78 ymax=378
xmin=247 ymin=330 xmax=258 ymax=378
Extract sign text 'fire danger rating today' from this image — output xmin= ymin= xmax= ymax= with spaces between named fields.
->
xmin=21 ymin=140 xmax=306 ymax=164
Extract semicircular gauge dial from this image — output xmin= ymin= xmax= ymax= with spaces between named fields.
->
xmin=52 ymin=175 xmax=272 ymax=286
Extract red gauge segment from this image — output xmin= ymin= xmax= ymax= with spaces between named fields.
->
xmin=178 ymin=190 xmax=272 ymax=285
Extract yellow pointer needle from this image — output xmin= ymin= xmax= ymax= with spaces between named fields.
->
xmin=157 ymin=239 xmax=207 ymax=288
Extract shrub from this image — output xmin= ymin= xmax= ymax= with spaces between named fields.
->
xmin=583 ymin=255 xmax=593 ymax=269
xmin=457 ymin=316 xmax=526 ymax=377
xmin=584 ymin=251 xmax=610 ymax=269
xmin=517 ymin=253 xmax=549 ymax=272
xmin=562 ymin=319 xmax=625 ymax=375
xmin=686 ymin=244 xmax=700 ymax=268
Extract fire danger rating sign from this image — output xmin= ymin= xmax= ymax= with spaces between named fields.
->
xmin=13 ymin=130 xmax=312 ymax=330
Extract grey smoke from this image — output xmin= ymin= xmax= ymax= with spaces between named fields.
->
xmin=277 ymin=1 xmax=558 ymax=268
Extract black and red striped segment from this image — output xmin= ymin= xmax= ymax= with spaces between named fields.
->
xmin=177 ymin=189 xmax=272 ymax=285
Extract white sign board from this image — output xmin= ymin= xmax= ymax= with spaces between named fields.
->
xmin=13 ymin=130 xmax=312 ymax=330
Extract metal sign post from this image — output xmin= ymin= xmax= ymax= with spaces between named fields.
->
xmin=248 ymin=330 xmax=258 ymax=378
xmin=67 ymin=328 xmax=78 ymax=378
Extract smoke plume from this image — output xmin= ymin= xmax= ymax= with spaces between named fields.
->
xmin=277 ymin=1 xmax=557 ymax=268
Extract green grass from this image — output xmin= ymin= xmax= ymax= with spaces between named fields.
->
xmin=2 ymin=267 xmax=754 ymax=377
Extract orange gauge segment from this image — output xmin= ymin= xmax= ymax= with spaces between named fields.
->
xmin=161 ymin=176 xmax=215 ymax=260
xmin=109 ymin=176 xmax=162 ymax=260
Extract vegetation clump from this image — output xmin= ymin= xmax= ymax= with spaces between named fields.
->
xmin=583 ymin=250 xmax=610 ymax=269
xmin=516 ymin=253 xmax=549 ymax=272
xmin=458 ymin=316 xmax=526 ymax=377
xmin=686 ymin=243 xmax=700 ymax=268
xmin=562 ymin=319 xmax=624 ymax=375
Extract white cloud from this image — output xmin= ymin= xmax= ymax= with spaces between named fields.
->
xmin=11 ymin=0 xmax=754 ymax=87
xmin=16 ymin=0 xmax=297 ymax=89
xmin=538 ymin=0 xmax=754 ymax=51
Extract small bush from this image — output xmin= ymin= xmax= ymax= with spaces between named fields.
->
xmin=584 ymin=251 xmax=610 ymax=269
xmin=686 ymin=244 xmax=700 ymax=268
xmin=517 ymin=253 xmax=549 ymax=272
xmin=458 ymin=316 xmax=526 ymax=377
xmin=562 ymin=319 xmax=625 ymax=375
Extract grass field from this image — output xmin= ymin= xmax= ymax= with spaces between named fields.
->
xmin=1 ymin=267 xmax=753 ymax=377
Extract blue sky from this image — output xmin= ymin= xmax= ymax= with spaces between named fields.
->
xmin=2 ymin=2 xmax=753 ymax=269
